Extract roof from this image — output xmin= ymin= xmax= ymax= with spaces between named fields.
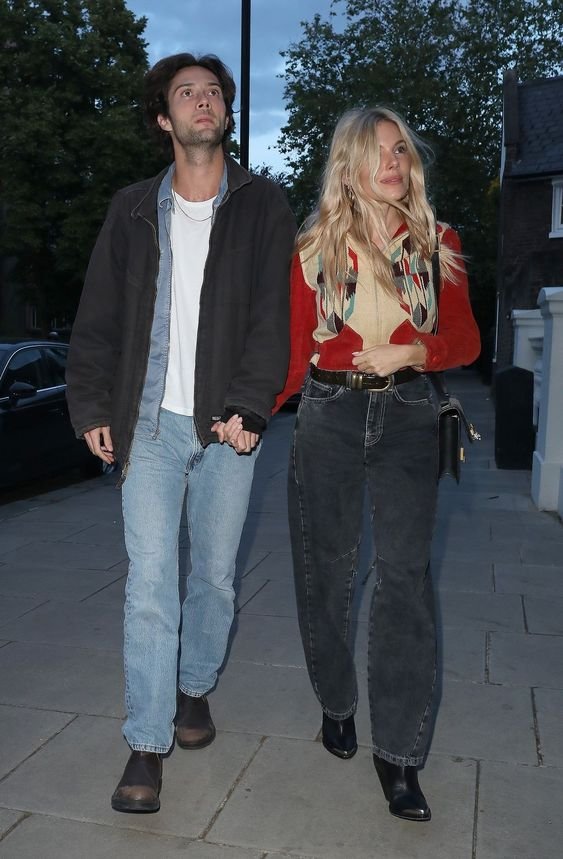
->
xmin=506 ymin=75 xmax=563 ymax=178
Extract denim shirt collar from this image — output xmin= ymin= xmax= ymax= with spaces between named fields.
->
xmin=157 ymin=161 xmax=229 ymax=224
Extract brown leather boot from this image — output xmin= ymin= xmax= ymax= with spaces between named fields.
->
xmin=176 ymin=692 xmax=216 ymax=749
xmin=111 ymin=751 xmax=162 ymax=813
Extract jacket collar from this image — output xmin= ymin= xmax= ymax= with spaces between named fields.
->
xmin=131 ymin=154 xmax=252 ymax=223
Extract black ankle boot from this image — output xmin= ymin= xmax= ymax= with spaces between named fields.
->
xmin=321 ymin=713 xmax=357 ymax=759
xmin=373 ymin=754 xmax=431 ymax=821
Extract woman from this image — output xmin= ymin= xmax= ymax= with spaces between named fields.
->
xmin=276 ymin=107 xmax=480 ymax=821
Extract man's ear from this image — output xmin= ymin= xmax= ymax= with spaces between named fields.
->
xmin=157 ymin=114 xmax=172 ymax=133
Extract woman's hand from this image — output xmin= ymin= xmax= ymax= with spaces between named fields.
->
xmin=352 ymin=343 xmax=426 ymax=376
xmin=211 ymin=415 xmax=259 ymax=454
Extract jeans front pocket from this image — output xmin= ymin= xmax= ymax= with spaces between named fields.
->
xmin=392 ymin=375 xmax=432 ymax=406
xmin=301 ymin=375 xmax=346 ymax=404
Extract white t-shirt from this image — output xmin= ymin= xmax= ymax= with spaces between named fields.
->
xmin=161 ymin=192 xmax=215 ymax=416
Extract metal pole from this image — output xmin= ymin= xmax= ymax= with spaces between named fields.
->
xmin=240 ymin=0 xmax=251 ymax=169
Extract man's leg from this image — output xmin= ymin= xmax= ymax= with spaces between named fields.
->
xmin=113 ymin=409 xmax=193 ymax=812
xmin=176 ymin=437 xmax=258 ymax=744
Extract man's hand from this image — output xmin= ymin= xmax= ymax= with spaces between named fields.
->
xmin=211 ymin=415 xmax=259 ymax=454
xmin=352 ymin=343 xmax=426 ymax=376
xmin=83 ymin=426 xmax=115 ymax=464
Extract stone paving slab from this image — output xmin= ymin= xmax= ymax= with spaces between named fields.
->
xmin=0 ymin=815 xmax=193 ymax=859
xmin=238 ymin=579 xmax=298 ymax=618
xmin=476 ymin=761 xmax=563 ymax=859
xmin=433 ymin=559 xmax=494 ymax=593
xmin=489 ymin=631 xmax=563 ymax=689
xmin=436 ymin=592 xmax=525 ymax=632
xmin=209 ymin=739 xmax=476 ymax=859
xmin=0 ymin=601 xmax=123 ymax=651
xmin=0 ymin=539 xmax=127 ymax=571
xmin=227 ymin=614 xmax=306 ymax=668
xmin=60 ymin=522 xmax=126 ymax=548
xmin=0 ymin=715 xmax=261 ymax=840
xmin=0 ymin=520 xmax=89 ymax=553
xmin=0 ymin=595 xmax=48 ymax=626
xmin=430 ymin=681 xmax=537 ymax=764
xmin=521 ymin=541 xmax=563 ymax=565
xmin=432 ymin=538 xmax=522 ymax=564
xmin=523 ymin=595 xmax=563 ymax=634
xmin=439 ymin=626 xmax=487 ymax=683
xmin=491 ymin=518 xmax=563 ymax=543
xmin=212 ymin=661 xmax=320 ymax=739
xmin=0 ymin=566 xmax=125 ymax=601
xmin=534 ymin=688 xmax=563 ymax=766
xmin=0 ymin=704 xmax=75 ymax=779
xmin=0 ymin=808 xmax=24 ymax=838
xmin=494 ymin=562 xmax=563 ymax=597
xmin=0 ymin=642 xmax=124 ymax=717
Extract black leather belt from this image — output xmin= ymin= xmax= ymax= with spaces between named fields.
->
xmin=310 ymin=365 xmax=419 ymax=391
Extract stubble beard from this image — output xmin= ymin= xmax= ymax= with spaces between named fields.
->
xmin=174 ymin=120 xmax=224 ymax=154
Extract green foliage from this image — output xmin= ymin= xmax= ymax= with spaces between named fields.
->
xmin=0 ymin=0 xmax=165 ymax=330
xmin=279 ymin=0 xmax=563 ymax=340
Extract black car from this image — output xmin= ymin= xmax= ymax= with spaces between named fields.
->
xmin=0 ymin=339 xmax=102 ymax=490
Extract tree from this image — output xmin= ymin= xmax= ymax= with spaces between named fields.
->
xmin=0 ymin=0 xmax=165 ymax=332
xmin=279 ymin=0 xmax=563 ymax=351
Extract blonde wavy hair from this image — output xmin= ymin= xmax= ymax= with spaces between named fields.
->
xmin=297 ymin=106 xmax=460 ymax=297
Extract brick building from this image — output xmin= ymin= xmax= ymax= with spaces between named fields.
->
xmin=495 ymin=70 xmax=563 ymax=371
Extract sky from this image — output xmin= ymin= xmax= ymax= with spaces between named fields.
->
xmin=125 ymin=0 xmax=344 ymax=172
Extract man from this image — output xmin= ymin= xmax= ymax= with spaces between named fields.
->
xmin=67 ymin=53 xmax=296 ymax=813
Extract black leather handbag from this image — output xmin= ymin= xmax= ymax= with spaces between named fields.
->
xmin=428 ymin=372 xmax=481 ymax=483
xmin=430 ymin=242 xmax=480 ymax=482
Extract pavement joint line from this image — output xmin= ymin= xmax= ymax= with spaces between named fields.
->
xmin=531 ymin=687 xmax=545 ymax=766
xmin=521 ymin=594 xmax=530 ymax=633
xmin=78 ymin=573 xmax=127 ymax=603
xmin=0 ymin=700 xmax=124 ymax=720
xmin=198 ymin=734 xmax=268 ymax=841
xmin=0 ymin=810 xmax=30 ymax=845
xmin=0 ymin=598 xmax=51 ymax=629
xmin=240 ymin=551 xmax=272 ymax=578
xmin=491 ymin=561 xmax=497 ymax=593
xmin=484 ymin=631 xmax=491 ymax=684
xmin=471 ymin=758 xmax=481 ymax=859
xmin=235 ymin=579 xmax=271 ymax=613
xmin=0 ymin=712 xmax=79 ymax=786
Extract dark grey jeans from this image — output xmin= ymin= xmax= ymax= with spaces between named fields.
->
xmin=288 ymin=373 xmax=439 ymax=766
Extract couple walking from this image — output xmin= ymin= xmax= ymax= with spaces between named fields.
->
xmin=67 ymin=51 xmax=479 ymax=822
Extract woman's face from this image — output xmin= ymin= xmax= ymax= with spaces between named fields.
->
xmin=359 ymin=119 xmax=412 ymax=203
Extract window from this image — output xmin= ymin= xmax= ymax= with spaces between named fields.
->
xmin=550 ymin=179 xmax=563 ymax=238
xmin=0 ymin=348 xmax=44 ymax=397
xmin=43 ymin=346 xmax=68 ymax=387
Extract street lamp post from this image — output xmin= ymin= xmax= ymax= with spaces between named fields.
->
xmin=240 ymin=0 xmax=251 ymax=169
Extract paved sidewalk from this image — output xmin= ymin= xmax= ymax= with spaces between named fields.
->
xmin=0 ymin=368 xmax=562 ymax=858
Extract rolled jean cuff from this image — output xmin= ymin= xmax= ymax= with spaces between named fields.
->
xmin=322 ymin=701 xmax=357 ymax=721
xmin=372 ymin=745 xmax=425 ymax=768
xmin=127 ymin=742 xmax=169 ymax=754
xmin=179 ymin=686 xmax=210 ymax=698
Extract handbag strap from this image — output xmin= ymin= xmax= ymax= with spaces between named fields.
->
xmin=427 ymin=232 xmax=481 ymax=443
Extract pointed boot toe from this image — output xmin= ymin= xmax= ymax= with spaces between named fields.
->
xmin=321 ymin=713 xmax=357 ymax=759
xmin=373 ymin=754 xmax=431 ymax=822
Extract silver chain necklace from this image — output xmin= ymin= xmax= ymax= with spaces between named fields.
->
xmin=172 ymin=189 xmax=213 ymax=222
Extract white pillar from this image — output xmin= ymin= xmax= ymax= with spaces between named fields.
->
xmin=531 ymin=287 xmax=563 ymax=511
xmin=512 ymin=309 xmax=543 ymax=372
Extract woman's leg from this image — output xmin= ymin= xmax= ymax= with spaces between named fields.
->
xmin=289 ymin=379 xmax=366 ymax=718
xmin=365 ymin=377 xmax=439 ymax=766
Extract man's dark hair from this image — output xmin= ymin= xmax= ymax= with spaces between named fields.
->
xmin=144 ymin=53 xmax=236 ymax=154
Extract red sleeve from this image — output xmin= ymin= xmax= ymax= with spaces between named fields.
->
xmin=273 ymin=254 xmax=317 ymax=412
xmin=390 ymin=226 xmax=481 ymax=371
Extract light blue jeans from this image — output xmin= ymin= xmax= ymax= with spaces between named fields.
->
xmin=121 ymin=408 xmax=258 ymax=752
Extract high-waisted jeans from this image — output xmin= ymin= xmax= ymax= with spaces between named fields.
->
xmin=289 ymin=373 xmax=439 ymax=766
xmin=121 ymin=408 xmax=258 ymax=753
